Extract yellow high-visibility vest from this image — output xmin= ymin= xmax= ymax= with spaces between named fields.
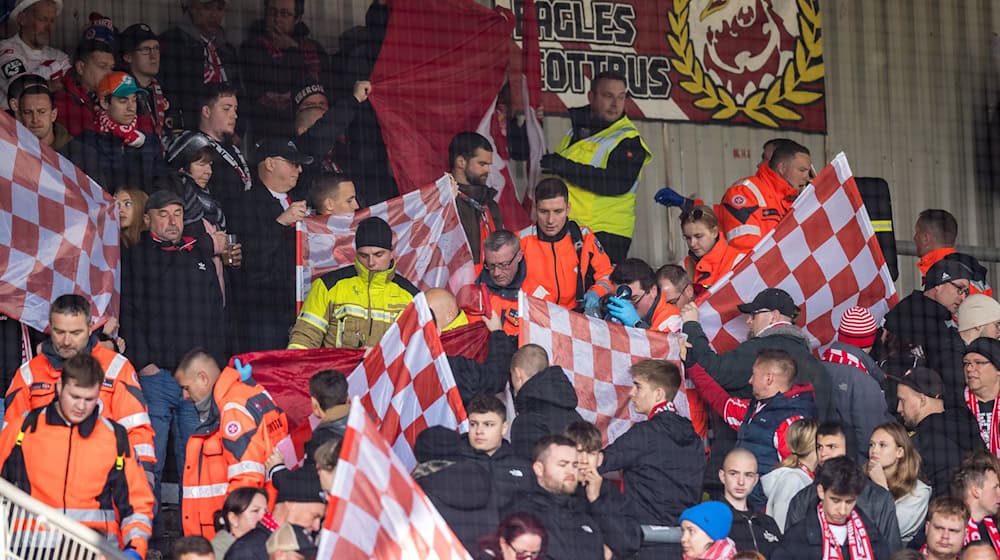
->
xmin=555 ymin=115 xmax=652 ymax=238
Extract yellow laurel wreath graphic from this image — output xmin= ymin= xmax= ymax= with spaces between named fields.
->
xmin=667 ymin=0 xmax=824 ymax=128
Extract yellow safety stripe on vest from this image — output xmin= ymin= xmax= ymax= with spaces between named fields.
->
xmin=871 ymin=220 xmax=893 ymax=233
xmin=332 ymin=304 xmax=400 ymax=324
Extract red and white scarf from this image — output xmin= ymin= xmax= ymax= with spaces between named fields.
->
xmin=817 ymin=503 xmax=874 ymax=560
xmin=965 ymin=517 xmax=1000 ymax=552
xmin=964 ymin=388 xmax=1000 ymax=456
xmin=822 ymin=347 xmax=869 ymax=375
xmin=649 ymin=400 xmax=677 ymax=419
xmin=96 ymin=108 xmax=145 ymax=147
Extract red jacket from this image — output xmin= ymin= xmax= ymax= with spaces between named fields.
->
xmin=181 ymin=367 xmax=288 ymax=537
xmin=718 ymin=165 xmax=798 ymax=251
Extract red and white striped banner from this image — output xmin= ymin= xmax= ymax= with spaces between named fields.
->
xmin=697 ymin=152 xmax=898 ymax=352
xmin=518 ymin=294 xmax=689 ymax=444
xmin=0 ymin=113 xmax=119 ymax=332
xmin=297 ymin=176 xmax=475 ymax=305
xmin=345 ymin=292 xmax=469 ymax=471
xmin=316 ymin=397 xmax=472 ymax=560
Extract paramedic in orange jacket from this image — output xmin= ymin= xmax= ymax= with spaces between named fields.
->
xmin=461 ymin=229 xmax=526 ymax=337
xmin=0 ymin=353 xmax=155 ymax=559
xmin=173 ymin=349 xmax=288 ymax=538
xmin=605 ymin=258 xmax=708 ymax=438
xmin=913 ymin=208 xmax=993 ymax=296
xmin=681 ymin=206 xmax=747 ymax=293
xmin=519 ymin=178 xmax=614 ymax=312
xmin=717 ymin=140 xmax=812 ymax=251
xmin=3 ymin=295 xmax=156 ymax=477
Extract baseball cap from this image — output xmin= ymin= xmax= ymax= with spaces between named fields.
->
xmin=145 ymin=190 xmax=184 ymax=211
xmin=98 ymin=72 xmax=146 ymax=99
xmin=737 ymin=288 xmax=799 ymax=318
xmin=924 ymin=259 xmax=975 ymax=291
xmin=119 ymin=23 xmax=158 ymax=54
xmin=966 ymin=338 xmax=1000 ymax=371
xmin=265 ymin=524 xmax=318 ymax=557
xmin=957 ymin=294 xmax=1000 ymax=332
xmin=254 ymin=137 xmax=314 ymax=165
xmin=894 ymin=367 xmax=944 ymax=400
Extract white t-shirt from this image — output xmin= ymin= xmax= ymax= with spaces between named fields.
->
xmin=0 ymin=34 xmax=71 ymax=109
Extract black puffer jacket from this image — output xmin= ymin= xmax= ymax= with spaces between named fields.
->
xmin=598 ymin=409 xmax=704 ymax=526
xmin=911 ymin=408 xmax=985 ymax=497
xmin=510 ymin=366 xmax=583 ymax=460
xmin=459 ymin=440 xmax=534 ymax=513
xmin=785 ymin=479 xmax=902 ymax=552
xmin=774 ymin=506 xmax=890 ymax=560
xmin=414 ymin=460 xmax=495 ymax=554
xmin=726 ymin=501 xmax=782 ymax=558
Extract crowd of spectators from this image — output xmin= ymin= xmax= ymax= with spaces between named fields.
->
xmin=1 ymin=1 xmax=1000 ymax=560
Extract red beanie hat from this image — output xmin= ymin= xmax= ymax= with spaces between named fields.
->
xmin=837 ymin=306 xmax=878 ymax=347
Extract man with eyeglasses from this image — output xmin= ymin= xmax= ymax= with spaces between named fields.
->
xmin=460 ymin=229 xmax=526 ymax=337
xmin=964 ymin=338 xmax=1000 ymax=459
xmin=882 ymin=258 xmax=976 ymax=407
xmin=656 ymin=264 xmax=696 ymax=310
xmin=120 ymin=23 xmax=170 ymax=140
xmin=607 ymin=258 xmax=681 ymax=332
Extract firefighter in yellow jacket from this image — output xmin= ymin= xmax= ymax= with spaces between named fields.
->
xmin=288 ymin=216 xmax=419 ymax=349
xmin=0 ymin=353 xmax=154 ymax=559
xmin=540 ymin=70 xmax=653 ymax=264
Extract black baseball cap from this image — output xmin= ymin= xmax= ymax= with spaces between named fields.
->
xmin=254 ymin=137 xmax=314 ymax=165
xmin=924 ymin=259 xmax=975 ymax=291
xmin=894 ymin=367 xmax=944 ymax=400
xmin=145 ymin=190 xmax=184 ymax=211
xmin=119 ymin=23 xmax=157 ymax=54
xmin=737 ymin=288 xmax=799 ymax=317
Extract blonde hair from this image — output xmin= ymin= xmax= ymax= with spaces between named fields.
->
xmin=779 ymin=418 xmax=817 ymax=468
xmin=116 ymin=188 xmax=147 ymax=248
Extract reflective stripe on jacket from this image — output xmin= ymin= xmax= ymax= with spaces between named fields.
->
xmin=718 ymin=165 xmax=798 ymax=251
xmin=519 ymin=223 xmax=614 ymax=310
xmin=555 ymin=115 xmax=652 ymax=238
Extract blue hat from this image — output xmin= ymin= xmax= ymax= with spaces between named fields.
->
xmin=679 ymin=501 xmax=732 ymax=541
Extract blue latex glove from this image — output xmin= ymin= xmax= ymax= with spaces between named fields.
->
xmin=654 ymin=187 xmax=695 ymax=211
xmin=123 ymin=549 xmax=142 ymax=560
xmin=234 ymin=358 xmax=253 ymax=382
xmin=582 ymin=291 xmax=601 ymax=310
xmin=607 ymin=296 xmax=642 ymax=327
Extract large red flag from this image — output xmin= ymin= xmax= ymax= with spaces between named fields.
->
xmin=0 ymin=113 xmax=119 ymax=331
xmin=369 ymin=0 xmax=513 ymax=195
xmin=697 ymin=153 xmax=899 ymax=352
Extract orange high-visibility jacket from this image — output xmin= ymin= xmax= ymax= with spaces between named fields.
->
xmin=718 ymin=165 xmax=798 ymax=252
xmin=684 ymin=237 xmax=748 ymax=292
xmin=4 ymin=344 xmax=156 ymax=470
xmin=0 ymin=404 xmax=155 ymax=558
xmin=181 ymin=367 xmax=288 ymax=538
xmin=519 ymin=222 xmax=614 ymax=310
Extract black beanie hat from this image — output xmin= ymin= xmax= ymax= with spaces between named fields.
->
xmin=355 ymin=217 xmax=393 ymax=250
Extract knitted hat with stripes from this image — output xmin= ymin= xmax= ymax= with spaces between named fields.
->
xmin=837 ymin=306 xmax=878 ymax=348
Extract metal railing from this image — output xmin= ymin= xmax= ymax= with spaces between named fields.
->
xmin=0 ymin=478 xmax=130 ymax=560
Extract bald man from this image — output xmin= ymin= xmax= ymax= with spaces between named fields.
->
xmin=719 ymin=448 xmax=782 ymax=556
xmin=425 ymin=288 xmax=516 ymax=405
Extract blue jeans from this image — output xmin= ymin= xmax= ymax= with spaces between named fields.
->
xmin=138 ymin=369 xmax=199 ymax=512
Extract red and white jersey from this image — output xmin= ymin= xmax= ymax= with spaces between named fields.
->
xmin=0 ymin=34 xmax=71 ymax=109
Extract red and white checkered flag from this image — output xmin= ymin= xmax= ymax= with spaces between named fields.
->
xmin=518 ymin=294 xmax=690 ymax=444
xmin=0 ymin=113 xmax=119 ymax=332
xmin=347 ymin=292 xmax=469 ymax=470
xmin=698 ymin=152 xmax=899 ymax=352
xmin=297 ymin=175 xmax=475 ymax=305
xmin=317 ymin=397 xmax=472 ymax=560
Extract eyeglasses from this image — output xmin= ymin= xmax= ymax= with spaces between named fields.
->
xmin=948 ymin=281 xmax=971 ymax=297
xmin=133 ymin=45 xmax=160 ymax=55
xmin=484 ymin=251 xmax=520 ymax=272
xmin=964 ymin=359 xmax=992 ymax=368
xmin=679 ymin=208 xmax=706 ymax=223
xmin=749 ymin=309 xmax=772 ymax=317
xmin=266 ymin=7 xmax=296 ymax=17
xmin=630 ymin=289 xmax=649 ymax=306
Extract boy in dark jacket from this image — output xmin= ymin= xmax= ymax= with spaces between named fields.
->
xmin=598 ymin=359 xmax=705 ymax=560
xmin=774 ymin=456 xmax=891 ymax=560
xmin=459 ymin=394 xmax=533 ymax=513
xmin=719 ymin=448 xmax=782 ymax=557
xmin=509 ymin=344 xmax=583 ymax=460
